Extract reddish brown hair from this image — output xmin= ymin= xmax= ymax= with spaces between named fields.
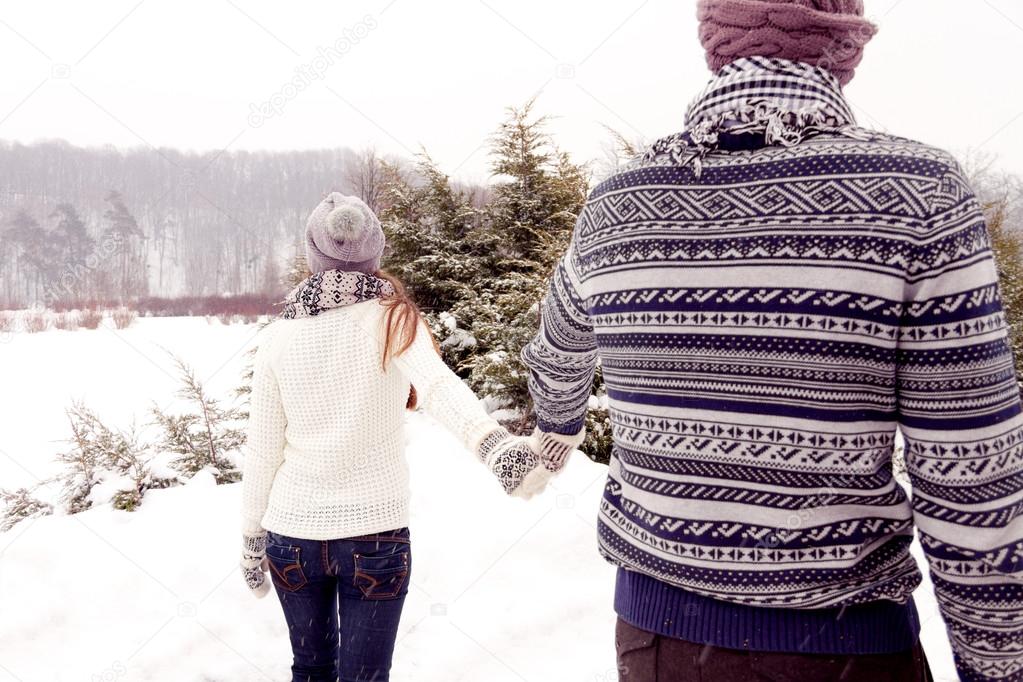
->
xmin=374 ymin=270 xmax=439 ymax=410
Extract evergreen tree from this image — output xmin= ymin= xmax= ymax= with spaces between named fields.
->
xmin=0 ymin=487 xmax=53 ymax=532
xmin=58 ymin=402 xmax=153 ymax=513
xmin=56 ymin=405 xmax=102 ymax=513
xmin=461 ymin=101 xmax=589 ymax=412
xmin=51 ymin=203 xmax=94 ymax=268
xmin=49 ymin=203 xmax=95 ymax=305
xmin=380 ymin=155 xmax=493 ymax=314
xmin=102 ymin=190 xmax=148 ymax=300
xmin=375 ymin=102 xmax=611 ymax=460
xmin=377 ymin=156 xmax=497 ymax=376
xmin=151 ymin=356 xmax=246 ymax=483
xmin=486 ymin=100 xmax=585 ymax=265
xmin=5 ymin=211 xmax=61 ymax=304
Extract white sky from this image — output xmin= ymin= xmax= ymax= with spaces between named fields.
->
xmin=1 ymin=0 xmax=1022 ymax=184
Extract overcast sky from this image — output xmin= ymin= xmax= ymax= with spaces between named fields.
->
xmin=1 ymin=0 xmax=1021 ymax=184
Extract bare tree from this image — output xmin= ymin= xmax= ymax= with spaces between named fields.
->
xmin=595 ymin=125 xmax=647 ymax=181
xmin=343 ymin=147 xmax=386 ymax=213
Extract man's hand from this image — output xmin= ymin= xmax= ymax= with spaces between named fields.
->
xmin=240 ymin=531 xmax=271 ymax=598
xmin=477 ymin=428 xmax=550 ymax=499
xmin=534 ymin=427 xmax=585 ymax=474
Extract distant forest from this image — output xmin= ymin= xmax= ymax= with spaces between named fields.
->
xmin=3 ymin=135 xmax=1020 ymax=316
xmin=0 ymin=140 xmax=403 ymax=308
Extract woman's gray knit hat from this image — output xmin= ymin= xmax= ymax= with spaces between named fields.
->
xmin=304 ymin=193 xmax=385 ymax=275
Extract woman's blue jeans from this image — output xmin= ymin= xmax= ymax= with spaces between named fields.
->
xmin=265 ymin=527 xmax=412 ymax=682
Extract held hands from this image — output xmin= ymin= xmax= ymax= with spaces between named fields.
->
xmin=477 ymin=428 xmax=552 ymax=499
xmin=477 ymin=426 xmax=586 ymax=498
xmin=240 ymin=531 xmax=271 ymax=598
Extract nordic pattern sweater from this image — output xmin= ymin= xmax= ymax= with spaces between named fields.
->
xmin=522 ymin=132 xmax=1023 ymax=679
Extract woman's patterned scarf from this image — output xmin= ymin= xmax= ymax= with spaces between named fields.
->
xmin=645 ymin=56 xmax=876 ymax=176
xmin=280 ymin=269 xmax=394 ymax=319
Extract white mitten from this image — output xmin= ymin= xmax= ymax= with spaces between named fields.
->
xmin=477 ymin=428 xmax=549 ymax=499
xmin=240 ymin=531 xmax=271 ymax=598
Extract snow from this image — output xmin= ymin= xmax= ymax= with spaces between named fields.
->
xmin=438 ymin=312 xmax=458 ymax=333
xmin=436 ymin=312 xmax=476 ymax=352
xmin=0 ymin=319 xmax=958 ymax=681
xmin=0 ymin=316 xmax=261 ymax=490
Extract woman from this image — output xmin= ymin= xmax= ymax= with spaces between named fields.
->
xmin=239 ymin=192 xmax=551 ymax=682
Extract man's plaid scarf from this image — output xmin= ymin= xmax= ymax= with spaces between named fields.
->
xmin=645 ymin=56 xmax=876 ymax=175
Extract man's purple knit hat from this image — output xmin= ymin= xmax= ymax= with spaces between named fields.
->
xmin=304 ymin=192 xmax=385 ymax=275
xmin=697 ymin=0 xmax=877 ymax=85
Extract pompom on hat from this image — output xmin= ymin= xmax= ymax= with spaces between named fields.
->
xmin=304 ymin=192 xmax=385 ymax=275
xmin=697 ymin=0 xmax=878 ymax=85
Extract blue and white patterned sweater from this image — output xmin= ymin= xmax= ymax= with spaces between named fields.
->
xmin=523 ymin=59 xmax=1023 ymax=681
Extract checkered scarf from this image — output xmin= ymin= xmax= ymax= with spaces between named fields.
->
xmin=281 ymin=269 xmax=394 ymax=319
xmin=645 ymin=57 xmax=874 ymax=176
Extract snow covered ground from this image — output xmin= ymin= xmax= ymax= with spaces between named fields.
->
xmin=0 ymin=318 xmax=957 ymax=681
xmin=0 ymin=316 xmax=262 ymax=490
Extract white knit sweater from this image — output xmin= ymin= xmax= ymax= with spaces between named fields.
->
xmin=240 ymin=301 xmax=499 ymax=540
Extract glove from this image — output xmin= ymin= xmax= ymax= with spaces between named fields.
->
xmin=241 ymin=531 xmax=271 ymax=598
xmin=477 ymin=428 xmax=550 ymax=499
xmin=533 ymin=427 xmax=585 ymax=474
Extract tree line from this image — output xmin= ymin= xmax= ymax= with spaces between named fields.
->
xmin=0 ymin=141 xmax=391 ymax=308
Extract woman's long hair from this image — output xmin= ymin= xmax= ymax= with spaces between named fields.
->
xmin=374 ymin=269 xmax=438 ymax=410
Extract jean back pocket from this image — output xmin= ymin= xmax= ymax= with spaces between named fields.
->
xmin=353 ymin=549 xmax=410 ymax=600
xmin=266 ymin=543 xmax=308 ymax=592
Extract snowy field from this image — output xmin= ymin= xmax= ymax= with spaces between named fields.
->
xmin=0 ymin=318 xmax=956 ymax=681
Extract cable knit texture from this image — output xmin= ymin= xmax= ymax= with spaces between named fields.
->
xmin=240 ymin=300 xmax=498 ymax=540
xmin=697 ymin=0 xmax=877 ymax=85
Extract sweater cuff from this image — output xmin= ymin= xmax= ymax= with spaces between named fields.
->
xmin=535 ymin=425 xmax=586 ymax=449
xmin=242 ymin=531 xmax=267 ymax=555
xmin=536 ymin=415 xmax=587 ymax=437
xmin=467 ymin=420 xmax=503 ymax=459
xmin=241 ymin=516 xmax=266 ymax=536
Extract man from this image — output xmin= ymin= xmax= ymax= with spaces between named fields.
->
xmin=522 ymin=1 xmax=1023 ymax=680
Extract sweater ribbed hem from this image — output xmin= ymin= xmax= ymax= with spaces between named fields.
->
xmin=614 ymin=568 xmax=921 ymax=655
